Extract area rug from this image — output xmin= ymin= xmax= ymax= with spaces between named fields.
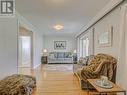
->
xmin=43 ymin=64 xmax=73 ymax=71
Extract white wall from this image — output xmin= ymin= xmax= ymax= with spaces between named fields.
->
xmin=17 ymin=13 xmax=44 ymax=69
xmin=33 ymin=32 xmax=43 ymax=68
xmin=0 ymin=18 xmax=18 ymax=79
xmin=93 ymin=7 xmax=120 ymax=58
xmin=44 ymin=35 xmax=76 ymax=53
xmin=77 ymin=0 xmax=127 ymax=91
xmin=0 ymin=13 xmax=43 ymax=79
xmin=78 ymin=6 xmax=121 ymax=58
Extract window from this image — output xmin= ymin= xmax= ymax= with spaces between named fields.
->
xmin=82 ymin=37 xmax=89 ymax=57
xmin=79 ymin=39 xmax=83 ymax=57
xmin=77 ymin=29 xmax=94 ymax=60
xmin=79 ymin=37 xmax=89 ymax=58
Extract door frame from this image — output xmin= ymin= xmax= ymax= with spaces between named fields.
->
xmin=18 ymin=26 xmax=33 ymax=68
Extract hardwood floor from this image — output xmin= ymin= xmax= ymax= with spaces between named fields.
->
xmin=18 ymin=64 xmax=87 ymax=95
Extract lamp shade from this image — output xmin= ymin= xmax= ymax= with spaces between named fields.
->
xmin=43 ymin=49 xmax=47 ymax=53
xmin=73 ymin=50 xmax=77 ymax=54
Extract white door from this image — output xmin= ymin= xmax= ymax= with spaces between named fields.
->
xmin=18 ymin=36 xmax=31 ymax=67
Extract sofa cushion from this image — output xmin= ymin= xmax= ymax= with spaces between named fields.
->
xmin=57 ymin=52 xmax=64 ymax=58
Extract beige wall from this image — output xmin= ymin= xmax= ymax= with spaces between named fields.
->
xmin=19 ymin=27 xmax=33 ymax=36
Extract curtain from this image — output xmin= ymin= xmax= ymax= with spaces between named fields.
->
xmin=117 ymin=4 xmax=127 ymax=90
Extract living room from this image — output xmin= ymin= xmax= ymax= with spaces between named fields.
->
xmin=0 ymin=0 xmax=127 ymax=95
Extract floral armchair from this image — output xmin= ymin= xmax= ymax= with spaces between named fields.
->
xmin=76 ymin=54 xmax=117 ymax=89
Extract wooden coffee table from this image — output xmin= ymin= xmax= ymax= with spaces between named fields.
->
xmin=87 ymin=79 xmax=126 ymax=95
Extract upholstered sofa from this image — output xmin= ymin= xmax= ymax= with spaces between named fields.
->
xmin=74 ymin=54 xmax=117 ymax=89
xmin=48 ymin=52 xmax=73 ymax=64
xmin=0 ymin=74 xmax=36 ymax=95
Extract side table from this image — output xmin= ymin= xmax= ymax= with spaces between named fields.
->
xmin=41 ymin=56 xmax=47 ymax=64
xmin=87 ymin=79 xmax=126 ymax=95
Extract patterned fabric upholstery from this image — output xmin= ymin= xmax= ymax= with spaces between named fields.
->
xmin=77 ymin=55 xmax=94 ymax=66
xmin=81 ymin=54 xmax=117 ymax=83
xmin=73 ymin=55 xmax=94 ymax=77
xmin=0 ymin=74 xmax=36 ymax=95
xmin=78 ymin=57 xmax=87 ymax=65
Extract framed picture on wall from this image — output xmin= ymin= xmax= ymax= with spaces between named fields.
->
xmin=54 ymin=41 xmax=66 ymax=50
xmin=98 ymin=26 xmax=113 ymax=47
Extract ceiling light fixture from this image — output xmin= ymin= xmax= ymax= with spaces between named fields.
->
xmin=53 ymin=25 xmax=63 ymax=30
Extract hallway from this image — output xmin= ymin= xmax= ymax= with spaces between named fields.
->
xmin=19 ymin=64 xmax=87 ymax=95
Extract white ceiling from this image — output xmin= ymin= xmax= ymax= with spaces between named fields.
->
xmin=16 ymin=0 xmax=111 ymax=36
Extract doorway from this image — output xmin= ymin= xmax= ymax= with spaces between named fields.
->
xmin=18 ymin=26 xmax=33 ymax=74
